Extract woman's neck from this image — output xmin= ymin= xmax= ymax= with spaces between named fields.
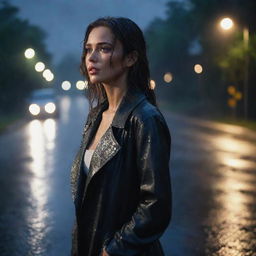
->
xmin=103 ymin=83 xmax=128 ymax=113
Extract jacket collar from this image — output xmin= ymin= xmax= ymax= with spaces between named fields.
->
xmin=89 ymin=86 xmax=146 ymax=129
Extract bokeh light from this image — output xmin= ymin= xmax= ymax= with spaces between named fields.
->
xmin=76 ymin=80 xmax=86 ymax=90
xmin=235 ymin=92 xmax=242 ymax=100
xmin=228 ymin=98 xmax=236 ymax=108
xmin=84 ymin=80 xmax=88 ymax=89
xmin=29 ymin=104 xmax=40 ymax=115
xmin=227 ymin=86 xmax=236 ymax=95
xmin=45 ymin=102 xmax=56 ymax=113
xmin=163 ymin=72 xmax=173 ymax=83
xmin=150 ymin=79 xmax=156 ymax=90
xmin=24 ymin=48 xmax=35 ymax=59
xmin=35 ymin=62 xmax=45 ymax=72
xmin=220 ymin=17 xmax=234 ymax=30
xmin=43 ymin=69 xmax=54 ymax=82
xmin=61 ymin=81 xmax=71 ymax=91
xmin=194 ymin=64 xmax=203 ymax=74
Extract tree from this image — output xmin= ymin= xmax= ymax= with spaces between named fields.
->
xmin=145 ymin=0 xmax=256 ymax=118
xmin=0 ymin=1 xmax=52 ymax=114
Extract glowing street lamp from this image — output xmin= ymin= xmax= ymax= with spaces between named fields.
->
xmin=218 ymin=17 xmax=249 ymax=119
xmin=42 ymin=69 xmax=52 ymax=78
xmin=227 ymin=86 xmax=236 ymax=96
xmin=24 ymin=48 xmax=35 ymax=59
xmin=45 ymin=73 xmax=54 ymax=82
xmin=35 ymin=62 xmax=45 ymax=72
xmin=194 ymin=64 xmax=203 ymax=74
xmin=42 ymin=69 xmax=54 ymax=82
xmin=220 ymin=17 xmax=234 ymax=30
xmin=61 ymin=81 xmax=71 ymax=91
xmin=163 ymin=72 xmax=173 ymax=83
xmin=76 ymin=80 xmax=86 ymax=90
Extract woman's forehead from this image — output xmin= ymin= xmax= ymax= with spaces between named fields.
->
xmin=87 ymin=26 xmax=115 ymax=45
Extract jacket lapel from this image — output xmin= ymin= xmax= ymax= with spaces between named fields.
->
xmin=81 ymin=125 xmax=121 ymax=203
xmin=72 ymin=86 xmax=146 ymax=205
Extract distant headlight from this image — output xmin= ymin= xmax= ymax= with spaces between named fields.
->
xmin=29 ymin=104 xmax=40 ymax=115
xmin=45 ymin=102 xmax=56 ymax=114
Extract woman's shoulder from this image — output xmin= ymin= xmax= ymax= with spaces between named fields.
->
xmin=131 ymin=98 xmax=169 ymax=128
xmin=129 ymin=99 xmax=171 ymax=142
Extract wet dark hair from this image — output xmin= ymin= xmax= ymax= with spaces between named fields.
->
xmin=80 ymin=16 xmax=157 ymax=110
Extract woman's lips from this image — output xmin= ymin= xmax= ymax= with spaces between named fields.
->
xmin=88 ymin=68 xmax=99 ymax=75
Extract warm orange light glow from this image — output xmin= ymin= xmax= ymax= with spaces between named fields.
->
xmin=163 ymin=72 xmax=173 ymax=83
xmin=235 ymin=92 xmax=242 ymax=100
xmin=150 ymin=79 xmax=156 ymax=90
xmin=220 ymin=17 xmax=234 ymax=30
xmin=227 ymin=86 xmax=236 ymax=95
xmin=228 ymin=98 xmax=236 ymax=108
xmin=194 ymin=64 xmax=203 ymax=74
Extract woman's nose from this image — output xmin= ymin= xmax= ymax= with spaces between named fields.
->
xmin=88 ymin=49 xmax=98 ymax=62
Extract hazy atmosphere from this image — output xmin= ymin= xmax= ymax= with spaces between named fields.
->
xmin=1 ymin=0 xmax=256 ymax=255
xmin=10 ymin=0 xmax=170 ymax=64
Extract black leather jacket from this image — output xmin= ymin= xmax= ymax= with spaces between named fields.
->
xmin=70 ymin=86 xmax=172 ymax=256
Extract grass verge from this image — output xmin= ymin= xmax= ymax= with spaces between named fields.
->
xmin=0 ymin=112 xmax=24 ymax=134
xmin=159 ymin=100 xmax=256 ymax=132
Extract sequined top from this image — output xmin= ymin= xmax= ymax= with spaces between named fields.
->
xmin=83 ymin=149 xmax=94 ymax=174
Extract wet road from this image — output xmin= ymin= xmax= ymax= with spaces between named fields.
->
xmin=162 ymin=112 xmax=256 ymax=256
xmin=0 ymin=95 xmax=256 ymax=256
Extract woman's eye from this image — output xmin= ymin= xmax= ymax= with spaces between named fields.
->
xmin=100 ymin=47 xmax=111 ymax=53
xmin=85 ymin=48 xmax=92 ymax=53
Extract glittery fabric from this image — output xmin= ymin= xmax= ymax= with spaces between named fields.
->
xmin=82 ymin=125 xmax=121 ymax=203
xmin=70 ymin=118 xmax=121 ymax=204
xmin=89 ymin=126 xmax=120 ymax=178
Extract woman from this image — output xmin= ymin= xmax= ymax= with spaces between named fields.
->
xmin=70 ymin=17 xmax=172 ymax=256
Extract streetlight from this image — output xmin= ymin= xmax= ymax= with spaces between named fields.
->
xmin=219 ymin=17 xmax=249 ymax=119
xmin=35 ymin=62 xmax=45 ymax=72
xmin=24 ymin=48 xmax=35 ymax=59
xmin=220 ymin=17 xmax=234 ymax=30
xmin=42 ymin=69 xmax=54 ymax=82
xmin=61 ymin=81 xmax=71 ymax=91
xmin=194 ymin=64 xmax=203 ymax=74
xmin=163 ymin=72 xmax=173 ymax=83
xmin=76 ymin=80 xmax=86 ymax=90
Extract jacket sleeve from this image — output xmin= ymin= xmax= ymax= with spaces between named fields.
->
xmin=104 ymin=114 xmax=172 ymax=256
xmin=71 ymin=218 xmax=78 ymax=256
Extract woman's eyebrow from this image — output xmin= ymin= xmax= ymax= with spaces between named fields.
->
xmin=85 ymin=42 xmax=113 ymax=47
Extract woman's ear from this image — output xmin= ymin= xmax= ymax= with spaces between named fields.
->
xmin=125 ymin=50 xmax=138 ymax=67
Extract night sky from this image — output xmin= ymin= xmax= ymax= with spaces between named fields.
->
xmin=10 ymin=0 xmax=170 ymax=65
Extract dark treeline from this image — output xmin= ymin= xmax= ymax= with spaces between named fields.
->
xmin=0 ymin=1 xmax=51 ymax=115
xmin=145 ymin=0 xmax=256 ymax=119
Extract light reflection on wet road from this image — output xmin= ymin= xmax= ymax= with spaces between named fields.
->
xmin=0 ymin=95 xmax=88 ymax=256
xmin=0 ymin=96 xmax=256 ymax=255
xmin=161 ymin=112 xmax=256 ymax=255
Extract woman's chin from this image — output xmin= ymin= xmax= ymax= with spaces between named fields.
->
xmin=89 ymin=77 xmax=102 ymax=84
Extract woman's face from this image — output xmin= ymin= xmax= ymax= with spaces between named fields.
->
xmin=85 ymin=26 xmax=128 ymax=85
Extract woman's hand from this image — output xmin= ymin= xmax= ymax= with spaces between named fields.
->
xmin=102 ymin=247 xmax=110 ymax=256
